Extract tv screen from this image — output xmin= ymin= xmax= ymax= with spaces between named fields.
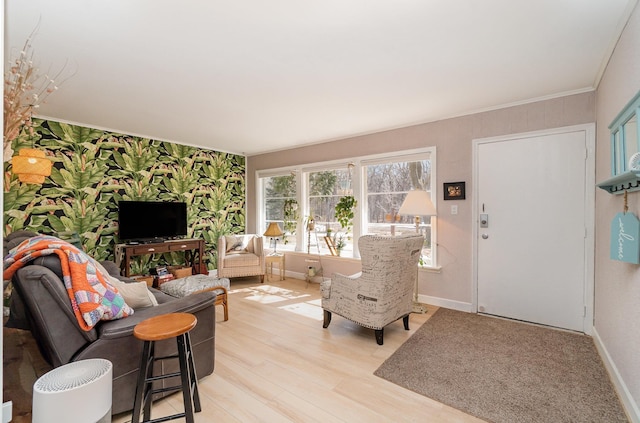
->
xmin=118 ymin=201 xmax=188 ymax=242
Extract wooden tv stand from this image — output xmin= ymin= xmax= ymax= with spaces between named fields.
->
xmin=117 ymin=239 xmax=205 ymax=277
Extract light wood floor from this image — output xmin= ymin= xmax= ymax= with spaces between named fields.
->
xmin=114 ymin=277 xmax=483 ymax=423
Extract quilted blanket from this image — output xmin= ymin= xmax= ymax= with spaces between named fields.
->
xmin=3 ymin=235 xmax=134 ymax=331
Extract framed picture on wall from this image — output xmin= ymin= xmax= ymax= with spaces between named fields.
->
xmin=444 ymin=182 xmax=466 ymax=200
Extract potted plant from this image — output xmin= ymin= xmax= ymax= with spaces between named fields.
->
xmin=282 ymin=199 xmax=298 ymax=244
xmin=333 ymin=232 xmax=346 ymax=256
xmin=335 ymin=195 xmax=357 ymax=233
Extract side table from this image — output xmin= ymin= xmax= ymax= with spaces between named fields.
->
xmin=265 ymin=253 xmax=285 ymax=281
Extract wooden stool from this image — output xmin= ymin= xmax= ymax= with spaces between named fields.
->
xmin=131 ymin=313 xmax=201 ymax=423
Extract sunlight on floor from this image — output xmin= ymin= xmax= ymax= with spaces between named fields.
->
xmin=230 ymin=284 xmax=313 ymax=304
xmin=278 ymin=300 xmax=324 ymax=321
xmin=228 ymin=283 xmax=324 ymax=320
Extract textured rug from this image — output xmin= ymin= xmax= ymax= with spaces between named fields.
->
xmin=374 ymin=308 xmax=628 ymax=423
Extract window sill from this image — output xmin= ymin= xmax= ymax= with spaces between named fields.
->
xmin=283 ymin=250 xmax=440 ymax=270
xmin=420 ymin=265 xmax=442 ymax=273
xmin=284 ymin=250 xmax=360 ymax=263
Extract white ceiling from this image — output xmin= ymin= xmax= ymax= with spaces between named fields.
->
xmin=4 ymin=1 xmax=636 ymax=156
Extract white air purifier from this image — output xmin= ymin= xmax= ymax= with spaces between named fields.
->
xmin=33 ymin=359 xmax=112 ymax=423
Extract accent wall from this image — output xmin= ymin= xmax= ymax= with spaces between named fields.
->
xmin=3 ymin=119 xmax=246 ymax=271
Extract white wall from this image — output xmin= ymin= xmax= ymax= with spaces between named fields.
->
xmin=594 ymin=2 xmax=640 ymax=420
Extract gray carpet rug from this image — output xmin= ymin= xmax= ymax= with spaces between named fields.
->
xmin=374 ymin=308 xmax=628 ymax=423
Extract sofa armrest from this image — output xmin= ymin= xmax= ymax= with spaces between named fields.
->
xmin=11 ymin=265 xmax=98 ymax=367
xmin=217 ymin=236 xmax=227 ymax=269
xmin=253 ymin=236 xmax=264 ymax=257
xmin=98 ymin=290 xmax=217 ymax=340
xmin=321 ymin=272 xmax=360 ymax=300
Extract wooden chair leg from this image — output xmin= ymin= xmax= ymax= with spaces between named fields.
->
xmin=375 ymin=329 xmax=384 ymax=345
xmin=403 ymin=315 xmax=410 ymax=330
xmin=222 ymin=295 xmax=229 ymax=321
xmin=323 ymin=310 xmax=332 ymax=328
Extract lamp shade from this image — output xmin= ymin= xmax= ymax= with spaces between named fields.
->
xmin=263 ymin=222 xmax=284 ymax=237
xmin=11 ymin=148 xmax=52 ymax=184
xmin=399 ymin=189 xmax=437 ymax=216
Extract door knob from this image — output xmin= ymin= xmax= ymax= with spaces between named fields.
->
xmin=482 ymin=234 xmax=489 ymax=239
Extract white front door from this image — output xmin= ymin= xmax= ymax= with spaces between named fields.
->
xmin=474 ymin=125 xmax=594 ymax=332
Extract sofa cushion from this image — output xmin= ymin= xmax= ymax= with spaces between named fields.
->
xmin=223 ymin=252 xmax=260 ymax=267
xmin=160 ymin=275 xmax=230 ymax=298
xmin=97 ymin=291 xmax=217 ymax=340
xmin=109 ymin=278 xmax=158 ymax=308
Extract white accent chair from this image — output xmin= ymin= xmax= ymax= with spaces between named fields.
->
xmin=320 ymin=234 xmax=424 ymax=345
xmin=217 ymin=234 xmax=265 ymax=282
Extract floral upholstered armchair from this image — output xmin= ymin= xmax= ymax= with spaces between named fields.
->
xmin=320 ymin=234 xmax=424 ymax=345
xmin=217 ymin=234 xmax=265 ymax=282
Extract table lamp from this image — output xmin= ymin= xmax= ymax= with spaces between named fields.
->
xmin=398 ymin=188 xmax=437 ymax=233
xmin=399 ymin=189 xmax=437 ymax=313
xmin=263 ymin=222 xmax=284 ymax=254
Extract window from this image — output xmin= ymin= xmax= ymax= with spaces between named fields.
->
xmin=257 ymin=147 xmax=437 ymax=267
xmin=363 ymin=152 xmax=435 ymax=266
xmin=307 ymin=168 xmax=354 ymax=255
xmin=262 ymin=173 xmax=297 ymax=251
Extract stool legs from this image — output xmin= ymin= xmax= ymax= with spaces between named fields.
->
xmin=132 ymin=340 xmax=154 ymax=423
xmin=177 ymin=332 xmax=201 ymax=422
xmin=131 ymin=334 xmax=200 ymax=423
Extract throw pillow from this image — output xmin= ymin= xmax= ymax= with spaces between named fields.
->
xmin=225 ymin=235 xmax=248 ymax=252
xmin=92 ymin=260 xmax=158 ymax=308
xmin=225 ymin=235 xmax=240 ymax=252
xmin=109 ymin=278 xmax=158 ymax=308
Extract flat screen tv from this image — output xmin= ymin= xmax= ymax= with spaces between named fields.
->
xmin=118 ymin=201 xmax=188 ymax=243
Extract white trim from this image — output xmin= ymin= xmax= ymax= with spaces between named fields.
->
xmin=255 ymin=172 xmax=265 ymax=237
xmin=472 ymin=124 xmax=596 ymax=334
xmin=257 ymin=166 xmax=298 ymax=179
xmin=302 ymin=160 xmax=354 ymax=174
xmin=429 ymin=148 xmax=438 ymax=267
xmin=360 ymin=148 xmax=435 ymax=166
xmin=593 ymin=0 xmax=640 ymax=90
xmin=283 ymin=270 xmax=322 ymax=283
xmin=593 ymin=327 xmax=640 ymax=423
xmin=420 ymin=295 xmax=473 ymax=313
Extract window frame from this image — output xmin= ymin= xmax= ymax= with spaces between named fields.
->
xmin=258 ymin=169 xmax=302 ymax=252
xmin=361 ymin=149 xmax=437 ymax=267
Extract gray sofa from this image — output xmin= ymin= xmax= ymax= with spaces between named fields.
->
xmin=4 ymin=232 xmax=217 ymax=415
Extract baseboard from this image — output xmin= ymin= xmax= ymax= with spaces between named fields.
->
xmin=281 ymin=276 xmax=474 ymax=311
xmin=419 ymin=295 xmax=473 ymax=313
xmin=593 ymin=327 xmax=640 ymax=423
xmin=283 ymin=270 xmax=321 ymax=283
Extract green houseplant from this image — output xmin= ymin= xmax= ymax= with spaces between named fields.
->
xmin=282 ymin=199 xmax=298 ymax=244
xmin=335 ymin=195 xmax=357 ymax=233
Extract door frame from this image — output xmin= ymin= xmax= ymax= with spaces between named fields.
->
xmin=471 ymin=124 xmax=595 ymax=334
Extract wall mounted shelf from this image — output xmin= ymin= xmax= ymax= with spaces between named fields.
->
xmin=597 ymin=170 xmax=640 ymax=194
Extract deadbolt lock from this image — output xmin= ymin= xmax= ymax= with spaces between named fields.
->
xmin=480 ymin=214 xmax=489 ymax=228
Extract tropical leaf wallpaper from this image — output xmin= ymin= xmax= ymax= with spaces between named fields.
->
xmin=3 ymin=119 xmax=246 ymax=273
